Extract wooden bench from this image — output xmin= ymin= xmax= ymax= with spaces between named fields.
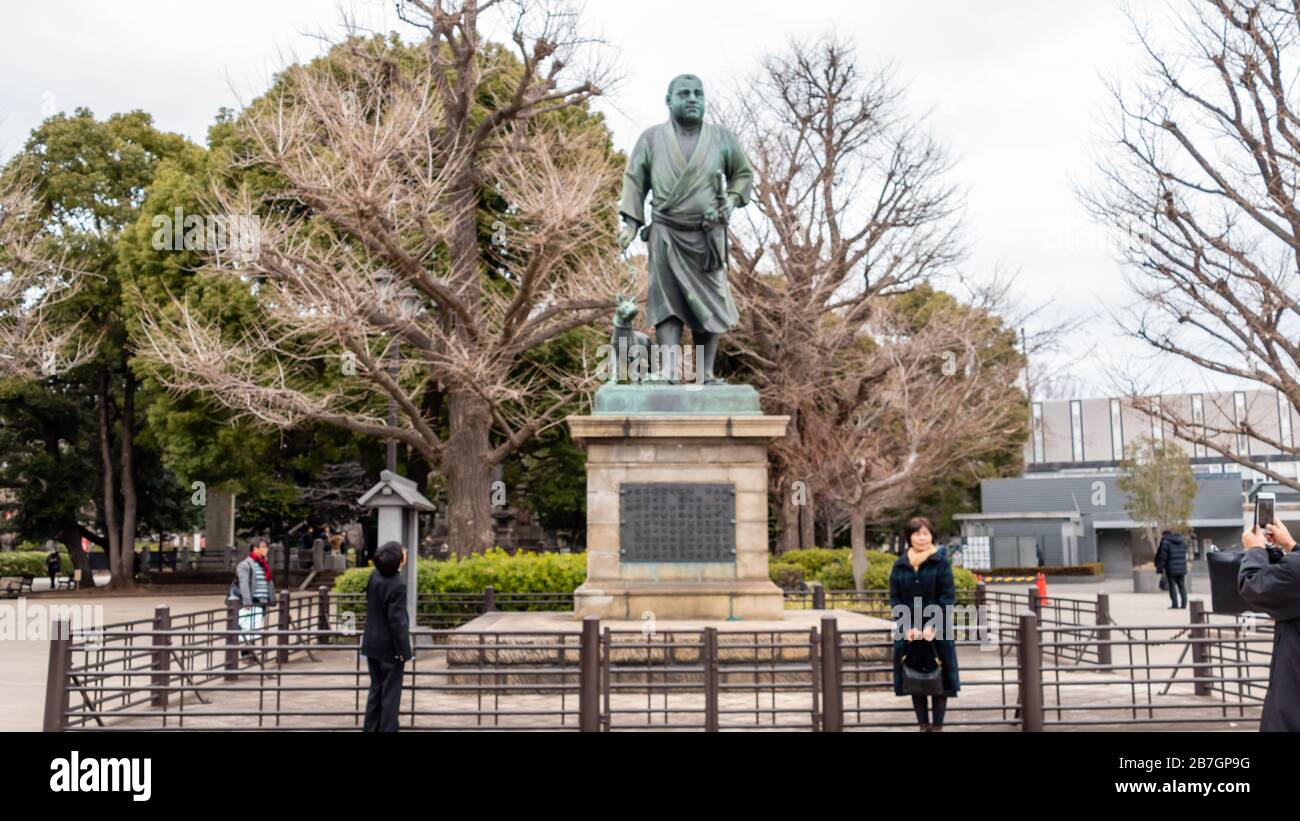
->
xmin=55 ymin=575 xmax=77 ymax=591
xmin=0 ymin=577 xmax=22 ymax=599
xmin=20 ymin=575 xmax=34 ymax=594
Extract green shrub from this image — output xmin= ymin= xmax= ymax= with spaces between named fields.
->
xmin=0 ymin=551 xmax=53 ymax=576
xmin=334 ymin=549 xmax=588 ymax=616
xmin=810 ymin=550 xmax=976 ymax=592
xmin=815 ymin=559 xmax=855 ymax=590
xmin=774 ymin=548 xmax=849 ymax=577
xmin=952 ymin=566 xmax=977 ymax=590
xmin=332 ymin=567 xmax=373 ymax=596
xmin=768 ymin=561 xmax=805 ymax=589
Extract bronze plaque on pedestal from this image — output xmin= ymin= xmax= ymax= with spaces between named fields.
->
xmin=619 ymin=483 xmax=736 ymax=562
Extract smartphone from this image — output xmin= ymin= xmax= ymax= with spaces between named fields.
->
xmin=1255 ymin=492 xmax=1276 ymax=542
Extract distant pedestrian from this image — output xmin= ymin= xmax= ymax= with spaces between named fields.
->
xmin=45 ymin=550 xmax=60 ymax=589
xmin=362 ymin=541 xmax=412 ymax=732
xmin=1155 ymin=530 xmax=1189 ymax=609
xmin=229 ymin=539 xmax=275 ymax=657
xmin=891 ymin=516 xmax=961 ymax=732
xmin=1238 ymin=519 xmax=1300 ymax=731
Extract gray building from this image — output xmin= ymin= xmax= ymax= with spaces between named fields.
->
xmin=956 ymin=473 xmax=1245 ymax=576
xmin=1025 ymin=389 xmax=1298 ymax=481
xmin=957 ymin=389 xmax=1300 ymax=575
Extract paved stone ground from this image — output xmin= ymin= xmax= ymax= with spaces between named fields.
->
xmin=0 ymin=590 xmax=227 ymax=731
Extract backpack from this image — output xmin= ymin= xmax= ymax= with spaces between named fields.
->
xmin=228 ymin=557 xmax=248 ymax=602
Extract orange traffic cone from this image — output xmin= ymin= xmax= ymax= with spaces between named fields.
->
xmin=1035 ymin=571 xmax=1050 ymax=606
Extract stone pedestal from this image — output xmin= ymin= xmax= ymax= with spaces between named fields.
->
xmin=204 ymin=490 xmax=237 ymax=555
xmin=568 ymin=410 xmax=788 ymax=620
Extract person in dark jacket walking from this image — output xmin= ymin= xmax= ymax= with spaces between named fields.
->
xmin=362 ymin=541 xmax=412 ymax=732
xmin=890 ymin=516 xmax=961 ymax=731
xmin=1238 ymin=519 xmax=1299 ymax=731
xmin=1155 ymin=530 xmax=1189 ymax=608
xmin=45 ymin=550 xmax=61 ymax=590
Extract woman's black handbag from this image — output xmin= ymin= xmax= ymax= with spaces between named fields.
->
xmin=900 ymin=643 xmax=945 ymax=696
xmin=1158 ymin=573 xmax=1168 ymax=591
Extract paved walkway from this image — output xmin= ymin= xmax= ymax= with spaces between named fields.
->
xmin=0 ymin=590 xmax=227 ymax=731
xmin=989 ymin=577 xmax=1214 ymax=626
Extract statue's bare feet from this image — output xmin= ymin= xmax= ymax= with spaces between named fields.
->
xmin=702 ymin=375 xmax=726 ymax=386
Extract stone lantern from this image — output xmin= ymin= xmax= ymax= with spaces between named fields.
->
xmin=358 ymin=470 xmax=435 ymax=631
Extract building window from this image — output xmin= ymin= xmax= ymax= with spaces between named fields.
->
xmin=1234 ymin=391 xmax=1249 ymax=454
xmin=1110 ymin=398 xmax=1124 ymax=459
xmin=1281 ymin=392 xmax=1295 ymax=450
xmin=1191 ymin=394 xmax=1206 ymax=458
xmin=1270 ymin=461 xmax=1299 ymax=481
xmin=1151 ymin=396 xmax=1164 ymax=444
xmin=1032 ymin=402 xmax=1044 ymax=463
xmin=1070 ymin=400 xmax=1084 ymax=462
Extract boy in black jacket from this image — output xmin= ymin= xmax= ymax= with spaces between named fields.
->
xmin=362 ymin=541 xmax=412 ymax=732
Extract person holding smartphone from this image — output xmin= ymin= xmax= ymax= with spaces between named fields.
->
xmin=1238 ymin=517 xmax=1300 ymax=731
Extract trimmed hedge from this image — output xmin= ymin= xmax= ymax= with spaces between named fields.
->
xmin=768 ymin=561 xmax=805 ymax=590
xmin=0 ymin=550 xmax=69 ymax=577
xmin=333 ymin=548 xmax=587 ymax=611
xmin=330 ymin=547 xmax=980 ymax=613
xmin=772 ymin=547 xmax=977 ymax=591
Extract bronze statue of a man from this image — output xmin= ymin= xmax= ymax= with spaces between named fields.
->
xmin=618 ymin=74 xmax=754 ymax=384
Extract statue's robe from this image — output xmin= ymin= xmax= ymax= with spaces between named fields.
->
xmin=619 ymin=121 xmax=754 ymax=333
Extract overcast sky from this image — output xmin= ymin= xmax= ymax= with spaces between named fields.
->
xmin=1 ymin=0 xmax=1228 ymax=400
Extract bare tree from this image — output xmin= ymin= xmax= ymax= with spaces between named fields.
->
xmin=136 ymin=2 xmax=625 ymax=557
xmin=723 ymin=34 xmax=964 ymax=552
xmin=0 ymin=177 xmax=88 ymax=378
xmin=1117 ymin=435 xmax=1198 ymax=561
xmin=1085 ymin=0 xmax=1300 ymax=490
xmin=773 ymin=285 xmax=1027 ymax=589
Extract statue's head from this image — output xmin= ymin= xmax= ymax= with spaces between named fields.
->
xmin=666 ymin=74 xmax=705 ymax=127
xmin=614 ymin=293 xmax=640 ymax=325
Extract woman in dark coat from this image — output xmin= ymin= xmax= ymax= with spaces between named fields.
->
xmin=890 ymin=516 xmax=960 ymax=731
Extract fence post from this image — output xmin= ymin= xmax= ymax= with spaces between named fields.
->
xmin=224 ymin=598 xmax=241 ymax=681
xmin=151 ymin=605 xmax=171 ymax=710
xmin=1026 ymin=584 xmax=1040 ymax=614
xmin=1018 ymin=613 xmax=1043 ymax=732
xmin=1095 ymin=593 xmax=1112 ymax=667
xmin=819 ymin=616 xmax=843 ymax=732
xmin=975 ymin=582 xmax=987 ymax=642
xmin=483 ymin=585 xmax=497 ymax=613
xmin=317 ymin=585 xmax=330 ymax=638
xmin=276 ymin=590 xmax=291 ymax=665
xmin=812 ymin=581 xmax=826 ymax=611
xmin=579 ymin=616 xmax=600 ymax=732
xmin=43 ymin=618 xmax=71 ymax=732
xmin=703 ymin=626 xmax=719 ymax=732
xmin=1189 ymin=600 xmax=1211 ymax=696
